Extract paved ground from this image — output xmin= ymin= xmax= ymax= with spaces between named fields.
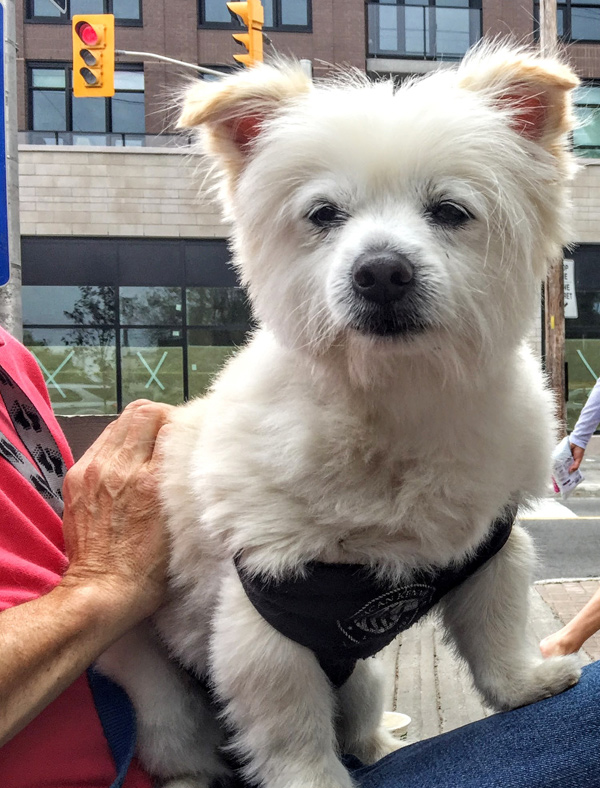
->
xmin=379 ymin=580 xmax=599 ymax=745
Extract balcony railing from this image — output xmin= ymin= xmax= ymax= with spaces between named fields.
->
xmin=18 ymin=131 xmax=192 ymax=148
xmin=367 ymin=3 xmax=482 ymax=61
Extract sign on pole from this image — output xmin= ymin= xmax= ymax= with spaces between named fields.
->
xmin=0 ymin=1 xmax=9 ymax=287
xmin=564 ymin=259 xmax=578 ymax=319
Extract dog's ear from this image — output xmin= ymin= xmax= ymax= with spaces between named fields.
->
xmin=458 ymin=46 xmax=579 ymax=151
xmin=177 ymin=63 xmax=311 ymax=171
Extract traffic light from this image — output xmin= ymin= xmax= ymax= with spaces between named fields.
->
xmin=72 ymin=14 xmax=115 ymax=97
xmin=226 ymin=0 xmax=264 ymax=66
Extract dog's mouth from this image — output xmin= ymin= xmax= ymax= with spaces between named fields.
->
xmin=347 ymin=302 xmax=432 ymax=339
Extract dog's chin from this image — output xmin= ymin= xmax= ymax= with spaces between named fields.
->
xmin=347 ymin=306 xmax=432 ymax=341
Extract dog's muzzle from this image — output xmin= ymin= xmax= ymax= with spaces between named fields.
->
xmin=348 ymin=251 xmax=428 ymax=337
xmin=351 ymin=251 xmax=414 ymax=306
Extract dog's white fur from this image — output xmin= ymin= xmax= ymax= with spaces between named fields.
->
xmin=98 ymin=45 xmax=582 ymax=788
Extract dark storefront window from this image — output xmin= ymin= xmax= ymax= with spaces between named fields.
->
xmin=367 ymin=0 xmax=482 ymax=60
xmin=26 ymin=0 xmax=142 ymax=24
xmin=28 ymin=64 xmax=145 ymax=145
xmin=564 ymin=248 xmax=600 ymax=430
xmin=200 ymin=0 xmax=311 ymax=30
xmin=21 ymin=238 xmax=254 ymax=416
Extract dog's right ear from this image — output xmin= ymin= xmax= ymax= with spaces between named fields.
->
xmin=178 ymin=63 xmax=311 ymax=174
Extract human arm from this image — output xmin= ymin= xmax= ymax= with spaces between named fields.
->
xmin=569 ymin=377 xmax=600 ymax=471
xmin=0 ymin=400 xmax=173 ymax=747
xmin=540 ymin=584 xmax=600 ymax=658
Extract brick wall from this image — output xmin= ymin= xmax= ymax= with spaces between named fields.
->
xmin=18 ymin=146 xmax=228 ymax=239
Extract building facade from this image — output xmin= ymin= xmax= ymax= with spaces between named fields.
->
xmin=13 ymin=0 xmax=600 ymax=428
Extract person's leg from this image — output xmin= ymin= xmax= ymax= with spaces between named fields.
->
xmin=540 ymin=584 xmax=600 ymax=657
xmin=348 ymin=661 xmax=600 ymax=788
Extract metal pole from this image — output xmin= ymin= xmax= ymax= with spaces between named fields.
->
xmin=115 ymin=50 xmax=227 ymax=78
xmin=0 ymin=0 xmax=22 ymax=340
xmin=539 ymin=0 xmax=565 ymax=435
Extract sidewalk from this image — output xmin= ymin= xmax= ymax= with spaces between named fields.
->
xmin=379 ymin=579 xmax=600 ymax=745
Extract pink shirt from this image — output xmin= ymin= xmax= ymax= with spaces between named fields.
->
xmin=0 ymin=326 xmax=152 ymax=788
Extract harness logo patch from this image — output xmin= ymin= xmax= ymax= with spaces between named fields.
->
xmin=338 ymin=584 xmax=435 ymax=646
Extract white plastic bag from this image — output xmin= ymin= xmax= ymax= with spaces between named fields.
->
xmin=551 ymin=436 xmax=584 ymax=498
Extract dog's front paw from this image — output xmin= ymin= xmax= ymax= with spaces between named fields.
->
xmin=485 ymin=655 xmax=581 ymax=712
xmin=348 ymin=725 xmax=404 ymax=764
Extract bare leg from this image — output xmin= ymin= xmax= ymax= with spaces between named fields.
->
xmin=540 ymin=583 xmax=600 ymax=657
xmin=97 ymin=623 xmax=229 ymax=787
xmin=437 ymin=525 xmax=580 ymax=711
xmin=210 ymin=573 xmax=355 ymax=788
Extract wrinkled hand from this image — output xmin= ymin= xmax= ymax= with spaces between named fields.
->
xmin=569 ymin=443 xmax=585 ymax=474
xmin=60 ymin=400 xmax=174 ymax=623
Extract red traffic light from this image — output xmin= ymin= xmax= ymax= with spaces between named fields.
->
xmin=75 ymin=21 xmax=100 ymax=46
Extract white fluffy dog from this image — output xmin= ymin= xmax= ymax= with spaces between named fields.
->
xmin=99 ymin=45 xmax=582 ymax=788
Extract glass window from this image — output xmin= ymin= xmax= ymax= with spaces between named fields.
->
xmin=573 ymin=83 xmax=600 ymax=158
xmin=23 ymin=327 xmax=117 ymax=416
xmin=572 ymin=7 xmax=600 ymax=40
xmin=566 ymin=339 xmax=600 ymax=430
xmin=111 ymin=92 xmax=145 ymax=134
xmin=188 ymin=328 xmax=246 ymax=398
xmin=262 ymin=0 xmax=275 ymax=27
xmin=120 ymin=287 xmax=183 ymax=326
xmin=28 ymin=64 xmax=145 ymax=141
xmin=32 ymin=0 xmax=62 ymax=16
xmin=203 ymin=0 xmax=234 ymax=23
xmin=368 ymin=0 xmax=481 ymax=59
xmin=72 ymin=96 xmax=107 ymax=132
xmin=538 ymin=1 xmax=600 ymax=41
xmin=113 ymin=0 xmax=141 ymax=19
xmin=378 ymin=5 xmax=399 ymax=51
xmin=32 ymin=90 xmax=67 ymax=132
xmin=186 ymin=287 xmax=252 ymax=326
xmin=114 ymin=71 xmax=145 ymax=91
xmin=32 ymin=68 xmax=65 ymax=89
xmin=27 ymin=0 xmax=141 ymax=21
xmin=281 ymin=0 xmax=308 ymax=26
xmin=200 ymin=0 xmax=310 ymax=29
xmin=435 ymin=8 xmax=471 ymax=57
xmin=23 ymin=285 xmax=116 ymax=325
xmin=71 ymin=0 xmax=103 ymax=13
xmin=121 ymin=328 xmax=184 ymax=406
xmin=405 ymin=6 xmax=427 ymax=56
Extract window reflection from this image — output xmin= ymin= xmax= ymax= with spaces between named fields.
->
xmin=186 ymin=287 xmax=252 ymax=326
xmin=22 ymin=284 xmax=253 ymax=412
xmin=23 ymin=285 xmax=115 ymax=325
xmin=23 ymin=327 xmax=117 ymax=415
xmin=188 ymin=328 xmax=246 ymax=398
xmin=120 ymin=287 xmax=183 ymax=326
xmin=121 ymin=328 xmax=184 ymax=406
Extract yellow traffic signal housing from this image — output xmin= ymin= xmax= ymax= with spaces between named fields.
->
xmin=226 ymin=0 xmax=264 ymax=66
xmin=72 ymin=13 xmax=115 ymax=97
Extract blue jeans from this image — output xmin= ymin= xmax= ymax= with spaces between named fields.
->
xmin=346 ymin=661 xmax=600 ymax=788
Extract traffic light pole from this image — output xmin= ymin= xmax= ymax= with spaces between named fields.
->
xmin=115 ymin=50 xmax=227 ymax=78
xmin=0 ymin=0 xmax=22 ymax=340
xmin=539 ymin=0 xmax=566 ymax=436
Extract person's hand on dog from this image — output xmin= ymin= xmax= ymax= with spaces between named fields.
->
xmin=60 ymin=399 xmax=174 ymax=629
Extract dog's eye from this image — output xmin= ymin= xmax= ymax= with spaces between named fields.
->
xmin=427 ymin=201 xmax=473 ymax=228
xmin=307 ymin=203 xmax=348 ymax=229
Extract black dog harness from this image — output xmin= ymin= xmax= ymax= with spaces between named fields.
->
xmin=236 ymin=504 xmax=517 ymax=688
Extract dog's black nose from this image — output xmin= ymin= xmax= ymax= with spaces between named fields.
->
xmin=351 ymin=252 xmax=414 ymax=305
